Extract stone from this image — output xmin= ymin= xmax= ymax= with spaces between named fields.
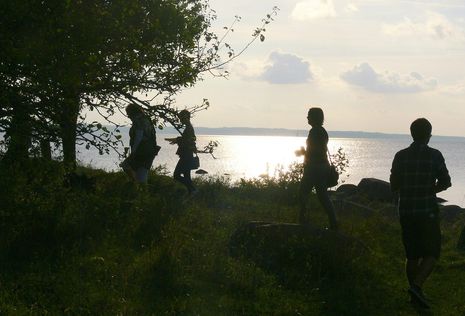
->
xmin=378 ymin=204 xmax=398 ymax=220
xmin=357 ymin=178 xmax=392 ymax=202
xmin=436 ymin=197 xmax=447 ymax=204
xmin=229 ymin=221 xmax=366 ymax=283
xmin=195 ymin=169 xmax=208 ymax=175
xmin=440 ymin=205 xmax=464 ymax=223
xmin=336 ymin=184 xmax=358 ymax=196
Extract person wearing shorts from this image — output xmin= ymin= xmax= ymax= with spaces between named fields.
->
xmin=390 ymin=118 xmax=451 ymax=309
xmin=167 ymin=110 xmax=197 ymax=194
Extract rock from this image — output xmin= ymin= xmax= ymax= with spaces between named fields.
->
xmin=195 ymin=169 xmax=208 ymax=175
xmin=378 ymin=204 xmax=398 ymax=220
xmin=440 ymin=205 xmax=465 ymax=223
xmin=229 ymin=221 xmax=366 ymax=283
xmin=336 ymin=184 xmax=358 ymax=196
xmin=333 ymin=199 xmax=375 ymax=218
xmin=436 ymin=197 xmax=447 ymax=204
xmin=357 ymin=178 xmax=392 ymax=202
xmin=458 ymin=226 xmax=465 ymax=251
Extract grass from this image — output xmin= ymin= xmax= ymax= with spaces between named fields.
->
xmin=0 ymin=160 xmax=464 ymax=315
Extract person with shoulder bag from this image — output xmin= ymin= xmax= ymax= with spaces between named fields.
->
xmin=297 ymin=107 xmax=338 ymax=230
xmin=120 ymin=103 xmax=160 ymax=184
xmin=166 ymin=110 xmax=199 ymax=195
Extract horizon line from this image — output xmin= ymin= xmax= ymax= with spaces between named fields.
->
xmin=154 ymin=126 xmax=464 ymax=139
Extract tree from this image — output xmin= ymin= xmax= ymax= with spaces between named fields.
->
xmin=0 ymin=1 xmax=278 ymax=168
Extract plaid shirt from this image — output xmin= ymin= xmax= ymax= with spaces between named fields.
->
xmin=390 ymin=142 xmax=451 ymax=216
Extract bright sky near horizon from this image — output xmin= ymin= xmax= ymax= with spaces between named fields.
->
xmin=174 ymin=0 xmax=465 ymax=137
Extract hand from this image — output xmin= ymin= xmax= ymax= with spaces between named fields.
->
xmin=295 ymin=146 xmax=306 ymax=157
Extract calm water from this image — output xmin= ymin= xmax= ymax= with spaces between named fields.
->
xmin=78 ymin=134 xmax=465 ymax=206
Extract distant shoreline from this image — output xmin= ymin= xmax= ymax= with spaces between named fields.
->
xmin=1 ymin=127 xmax=462 ymax=140
xmin=155 ymin=126 xmax=464 ymax=140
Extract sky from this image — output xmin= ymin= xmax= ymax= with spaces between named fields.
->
xmin=174 ymin=0 xmax=465 ymax=136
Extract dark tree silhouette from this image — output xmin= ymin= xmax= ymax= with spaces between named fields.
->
xmin=0 ymin=1 xmax=278 ymax=168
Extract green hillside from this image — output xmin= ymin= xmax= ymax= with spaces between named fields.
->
xmin=1 ymin=161 xmax=464 ymax=315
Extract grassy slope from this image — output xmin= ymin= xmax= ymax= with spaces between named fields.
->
xmin=0 ymin=163 xmax=464 ymax=315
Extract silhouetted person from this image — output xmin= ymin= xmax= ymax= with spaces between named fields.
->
xmin=167 ymin=110 xmax=197 ymax=194
xmin=390 ymin=118 xmax=451 ymax=309
xmin=120 ymin=104 xmax=159 ymax=184
xmin=298 ymin=107 xmax=338 ymax=230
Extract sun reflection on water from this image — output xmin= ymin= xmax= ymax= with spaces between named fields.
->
xmin=79 ymin=134 xmax=465 ymax=206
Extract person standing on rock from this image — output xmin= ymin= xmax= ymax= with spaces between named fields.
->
xmin=298 ymin=107 xmax=338 ymax=230
xmin=390 ymin=118 xmax=451 ymax=309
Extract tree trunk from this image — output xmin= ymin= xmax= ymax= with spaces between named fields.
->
xmin=4 ymin=100 xmax=31 ymax=162
xmin=60 ymin=92 xmax=80 ymax=170
xmin=40 ymin=139 xmax=52 ymax=160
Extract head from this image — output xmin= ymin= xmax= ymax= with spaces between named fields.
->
xmin=410 ymin=118 xmax=432 ymax=143
xmin=178 ymin=109 xmax=191 ymax=124
xmin=125 ymin=103 xmax=143 ymax=120
xmin=307 ymin=107 xmax=324 ymax=126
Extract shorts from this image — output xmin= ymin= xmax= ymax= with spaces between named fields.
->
xmin=400 ymin=212 xmax=441 ymax=260
xmin=126 ymin=145 xmax=158 ymax=170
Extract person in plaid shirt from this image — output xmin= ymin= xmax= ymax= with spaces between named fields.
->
xmin=390 ymin=118 xmax=451 ymax=309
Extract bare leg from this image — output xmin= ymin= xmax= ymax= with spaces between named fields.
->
xmin=316 ymin=187 xmax=338 ymax=230
xmin=299 ymin=187 xmax=310 ymax=224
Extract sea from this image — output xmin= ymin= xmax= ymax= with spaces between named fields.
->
xmin=78 ymin=131 xmax=465 ymax=207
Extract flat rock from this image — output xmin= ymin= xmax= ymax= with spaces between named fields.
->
xmin=195 ymin=169 xmax=208 ymax=175
xmin=229 ymin=221 xmax=367 ymax=282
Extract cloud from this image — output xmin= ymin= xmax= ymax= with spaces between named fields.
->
xmin=291 ymin=0 xmax=337 ymax=21
xmin=346 ymin=3 xmax=359 ymax=13
xmin=441 ymin=82 xmax=465 ymax=96
xmin=340 ymin=63 xmax=437 ymax=93
xmin=259 ymin=52 xmax=313 ymax=84
xmin=383 ymin=12 xmax=465 ymax=41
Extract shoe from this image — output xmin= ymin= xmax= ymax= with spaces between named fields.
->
xmin=408 ymin=285 xmax=430 ymax=309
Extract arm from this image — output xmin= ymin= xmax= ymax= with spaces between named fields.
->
xmin=131 ymin=129 xmax=144 ymax=153
xmin=435 ymin=153 xmax=451 ymax=193
xmin=179 ymin=124 xmax=196 ymax=151
xmin=390 ymin=153 xmax=401 ymax=192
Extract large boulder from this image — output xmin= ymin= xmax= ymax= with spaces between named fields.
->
xmin=357 ymin=178 xmax=392 ymax=202
xmin=440 ymin=205 xmax=465 ymax=223
xmin=335 ymin=184 xmax=358 ymax=197
xmin=378 ymin=204 xmax=398 ymax=220
xmin=229 ymin=221 xmax=366 ymax=283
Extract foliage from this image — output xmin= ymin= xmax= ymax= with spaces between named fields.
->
xmin=0 ymin=1 xmax=279 ymax=166
xmin=329 ymin=147 xmax=349 ymax=176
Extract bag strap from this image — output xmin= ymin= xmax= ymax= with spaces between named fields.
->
xmin=327 ymin=148 xmax=334 ymax=166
